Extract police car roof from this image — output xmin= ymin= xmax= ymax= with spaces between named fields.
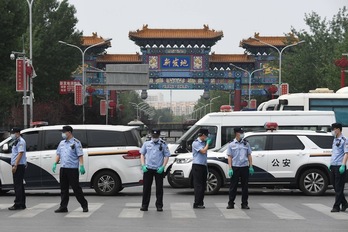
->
xmin=244 ymin=130 xmax=331 ymax=136
xmin=20 ymin=124 xmax=138 ymax=133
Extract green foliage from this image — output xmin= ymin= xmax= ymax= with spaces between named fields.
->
xmin=283 ymin=7 xmax=348 ymax=93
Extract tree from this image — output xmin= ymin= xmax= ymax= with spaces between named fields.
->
xmin=282 ymin=7 xmax=348 ymax=93
xmin=0 ymin=0 xmax=27 ymax=128
xmin=0 ymin=0 xmax=82 ymax=127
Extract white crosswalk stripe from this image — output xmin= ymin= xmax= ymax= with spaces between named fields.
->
xmin=65 ymin=203 xmax=103 ymax=218
xmin=215 ymin=203 xmax=250 ymax=219
xmin=170 ymin=202 xmax=196 ymax=218
xmin=0 ymin=204 xmax=13 ymax=210
xmin=303 ymin=203 xmax=348 ymax=220
xmin=260 ymin=203 xmax=305 ymax=220
xmin=10 ymin=203 xmax=57 ymax=218
xmin=119 ymin=203 xmax=144 ymax=218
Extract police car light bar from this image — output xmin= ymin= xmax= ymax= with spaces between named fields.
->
xmin=264 ymin=122 xmax=278 ymax=131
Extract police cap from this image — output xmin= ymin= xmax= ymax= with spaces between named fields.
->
xmin=10 ymin=127 xmax=21 ymax=134
xmin=62 ymin=125 xmax=73 ymax=133
xmin=151 ymin=129 xmax=161 ymax=135
xmin=234 ymin=127 xmax=244 ymax=134
xmin=197 ymin=128 xmax=209 ymax=136
xmin=331 ymin=123 xmax=342 ymax=131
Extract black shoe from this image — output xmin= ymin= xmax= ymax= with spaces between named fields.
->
xmin=341 ymin=204 xmax=348 ymax=212
xmin=8 ymin=205 xmax=26 ymax=210
xmin=140 ymin=207 xmax=148 ymax=211
xmin=226 ymin=205 xmax=234 ymax=209
xmin=193 ymin=205 xmax=205 ymax=209
xmin=241 ymin=205 xmax=250 ymax=210
xmin=331 ymin=207 xmax=340 ymax=213
xmin=54 ymin=207 xmax=68 ymax=213
xmin=83 ymin=207 xmax=89 ymax=213
xmin=157 ymin=207 xmax=163 ymax=212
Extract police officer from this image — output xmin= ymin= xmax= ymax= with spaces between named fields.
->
xmin=192 ymin=128 xmax=212 ymax=209
xmin=226 ymin=127 xmax=254 ymax=210
xmin=52 ymin=126 xmax=88 ymax=213
xmin=8 ymin=127 xmax=27 ymax=210
xmin=140 ymin=129 xmax=170 ymax=212
xmin=329 ymin=123 xmax=348 ymax=213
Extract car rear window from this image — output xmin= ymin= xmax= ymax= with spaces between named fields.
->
xmin=270 ymin=135 xmax=305 ymax=150
xmin=307 ymin=135 xmax=333 ymax=149
xmin=87 ymin=130 xmax=127 ymax=148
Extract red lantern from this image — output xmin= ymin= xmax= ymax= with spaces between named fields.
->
xmin=86 ymin=86 xmax=96 ymax=107
xmin=268 ymin=85 xmax=278 ymax=99
xmin=240 ymin=101 xmax=248 ymax=108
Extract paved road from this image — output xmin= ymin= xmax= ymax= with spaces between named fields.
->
xmin=0 ymin=185 xmax=347 ymax=232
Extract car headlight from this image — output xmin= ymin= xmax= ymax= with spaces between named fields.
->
xmin=175 ymin=158 xmax=193 ymax=164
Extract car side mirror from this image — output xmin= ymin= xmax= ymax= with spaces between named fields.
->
xmin=2 ymin=144 xmax=9 ymax=152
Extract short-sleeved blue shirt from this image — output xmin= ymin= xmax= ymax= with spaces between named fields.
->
xmin=192 ymin=138 xmax=207 ymax=166
xmin=56 ymin=137 xmax=83 ymax=169
xmin=140 ymin=139 xmax=170 ymax=170
xmin=11 ymin=137 xmax=26 ymax=166
xmin=227 ymin=138 xmax=252 ymax=167
xmin=330 ymin=135 xmax=348 ymax=166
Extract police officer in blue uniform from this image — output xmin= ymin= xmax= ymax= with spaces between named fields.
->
xmin=329 ymin=123 xmax=348 ymax=213
xmin=8 ymin=127 xmax=27 ymax=210
xmin=140 ymin=129 xmax=170 ymax=212
xmin=52 ymin=126 xmax=88 ymax=213
xmin=192 ymin=128 xmax=212 ymax=209
xmin=226 ymin=127 xmax=254 ymax=210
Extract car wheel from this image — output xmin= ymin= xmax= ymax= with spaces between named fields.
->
xmin=205 ymin=168 xmax=222 ymax=195
xmin=167 ymin=174 xmax=185 ymax=188
xmin=299 ymin=169 xmax=328 ymax=196
xmin=93 ymin=171 xmax=121 ymax=196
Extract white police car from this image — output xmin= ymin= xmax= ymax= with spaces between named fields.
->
xmin=0 ymin=125 xmax=143 ymax=196
xmin=170 ymin=123 xmax=336 ymax=196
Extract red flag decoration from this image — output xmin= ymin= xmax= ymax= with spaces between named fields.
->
xmin=16 ymin=58 xmax=29 ymax=92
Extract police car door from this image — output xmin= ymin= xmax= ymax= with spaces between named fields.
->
xmin=267 ymin=135 xmax=306 ymax=179
xmin=246 ymin=135 xmax=269 ymax=181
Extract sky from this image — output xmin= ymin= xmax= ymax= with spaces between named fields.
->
xmin=67 ymin=0 xmax=346 ymax=102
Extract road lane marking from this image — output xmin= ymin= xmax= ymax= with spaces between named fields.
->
xmin=0 ymin=204 xmax=13 ymax=210
xmin=10 ymin=203 xmax=57 ymax=218
xmin=215 ymin=203 xmax=250 ymax=219
xmin=65 ymin=203 xmax=103 ymax=218
xmin=303 ymin=203 xmax=348 ymax=220
xmin=260 ymin=203 xmax=305 ymax=220
xmin=119 ymin=203 xmax=144 ymax=218
xmin=170 ymin=202 xmax=196 ymax=218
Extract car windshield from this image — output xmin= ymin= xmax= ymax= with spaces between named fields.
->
xmin=215 ymin=143 xmax=229 ymax=153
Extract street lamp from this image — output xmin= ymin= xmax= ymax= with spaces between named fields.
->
xmin=130 ymin=102 xmax=150 ymax=120
xmin=229 ymin=63 xmax=265 ymax=104
xmin=11 ymin=51 xmax=28 ymax=128
xmin=209 ymin=96 xmax=220 ymax=113
xmin=59 ymin=38 xmax=112 ymax=124
xmin=252 ymin=38 xmax=305 ymax=86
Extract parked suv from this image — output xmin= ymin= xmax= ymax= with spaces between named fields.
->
xmin=170 ymin=123 xmax=337 ymax=196
xmin=0 ymin=125 xmax=143 ymax=196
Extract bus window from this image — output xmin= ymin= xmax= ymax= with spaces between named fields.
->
xmin=282 ymin=106 xmax=304 ymax=110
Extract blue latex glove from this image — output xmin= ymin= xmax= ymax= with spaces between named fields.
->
xmin=228 ymin=168 xmax=233 ymax=177
xmin=157 ymin=166 xmax=165 ymax=174
xmin=206 ymin=138 xmax=212 ymax=146
xmin=142 ymin=165 xmax=148 ymax=173
xmin=249 ymin=166 xmax=255 ymax=175
xmin=339 ymin=165 xmax=346 ymax=174
xmin=80 ymin=165 xmax=86 ymax=175
xmin=52 ymin=163 xmax=57 ymax=173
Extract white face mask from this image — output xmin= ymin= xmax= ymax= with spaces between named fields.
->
xmin=331 ymin=130 xmax=336 ymax=137
xmin=62 ymin=133 xmax=67 ymax=140
xmin=152 ymin=138 xmax=159 ymax=143
xmin=10 ymin=134 xmax=16 ymax=140
xmin=239 ymin=133 xmax=245 ymax=139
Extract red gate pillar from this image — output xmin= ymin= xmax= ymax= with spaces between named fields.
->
xmin=335 ymin=56 xmax=348 ymax=88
